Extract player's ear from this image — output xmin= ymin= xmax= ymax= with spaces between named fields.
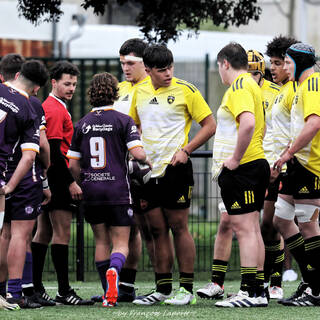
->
xmin=145 ymin=67 xmax=151 ymax=75
xmin=223 ymin=59 xmax=230 ymax=70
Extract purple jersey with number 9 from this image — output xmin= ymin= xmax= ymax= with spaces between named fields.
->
xmin=67 ymin=107 xmax=143 ymax=205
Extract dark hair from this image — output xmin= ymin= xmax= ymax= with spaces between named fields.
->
xmin=20 ymin=60 xmax=49 ymax=87
xmin=266 ymin=35 xmax=298 ymax=59
xmin=0 ymin=53 xmax=26 ymax=81
xmin=217 ymin=42 xmax=248 ymax=70
xmin=119 ymin=38 xmax=148 ymax=58
xmin=50 ymin=60 xmax=80 ymax=81
xmin=88 ymin=72 xmax=119 ymax=108
xmin=143 ymin=44 xmax=173 ymax=69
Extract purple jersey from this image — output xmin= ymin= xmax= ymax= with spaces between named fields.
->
xmin=67 ymin=107 xmax=143 ymax=205
xmin=7 ymin=96 xmax=44 ymax=183
xmin=0 ymin=83 xmax=39 ymax=178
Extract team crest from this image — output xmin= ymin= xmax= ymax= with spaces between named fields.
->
xmin=167 ymin=96 xmax=175 ymax=104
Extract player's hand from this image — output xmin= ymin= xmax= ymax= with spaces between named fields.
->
xmin=145 ymin=158 xmax=153 ymax=170
xmin=0 ymin=184 xmax=13 ymax=195
xmin=269 ymin=167 xmax=280 ymax=183
xmin=69 ymin=181 xmax=83 ymax=201
xmin=171 ymin=149 xmax=189 ymax=166
xmin=273 ymin=150 xmax=293 ymax=172
xmin=42 ymin=188 xmax=51 ymax=206
xmin=223 ymin=157 xmax=240 ymax=170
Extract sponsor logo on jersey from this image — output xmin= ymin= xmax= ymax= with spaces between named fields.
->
xmin=149 ymin=97 xmax=159 ymax=105
xmin=82 ymin=123 xmax=91 ymax=134
xmin=231 ymin=201 xmax=241 ymax=209
xmin=177 ymin=195 xmax=186 ymax=203
xmin=0 ymin=97 xmax=19 ymax=113
xmin=167 ymin=96 xmax=175 ymax=104
xmin=92 ymin=124 xmax=113 ymax=132
xmin=130 ymin=125 xmax=137 ymax=134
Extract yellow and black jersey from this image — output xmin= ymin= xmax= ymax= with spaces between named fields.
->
xmin=212 ymin=73 xmax=265 ymax=179
xmin=272 ymin=81 xmax=297 ymax=168
xmin=261 ymin=79 xmax=280 ymax=165
xmin=113 ymin=77 xmax=149 ymax=115
xmin=291 ymin=72 xmax=320 ymax=176
xmin=129 ymin=77 xmax=212 ymax=177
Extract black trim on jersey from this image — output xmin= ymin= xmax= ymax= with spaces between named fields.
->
xmin=232 ymin=78 xmax=244 ymax=91
xmin=49 ymin=139 xmax=74 ymax=186
xmin=176 ymin=81 xmax=196 ymax=93
xmin=269 ymin=84 xmax=280 ymax=91
xmin=308 ymin=77 xmax=319 ymax=92
xmin=293 ymin=81 xmax=297 ymax=92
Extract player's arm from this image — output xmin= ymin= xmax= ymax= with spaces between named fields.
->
xmin=129 ymin=146 xmax=151 ymax=168
xmin=39 ymin=129 xmax=50 ymax=171
xmin=69 ymin=158 xmax=81 ymax=184
xmin=0 ymin=150 xmax=36 ymax=195
xmin=49 ymin=139 xmax=75 ymax=185
xmin=171 ymin=114 xmax=216 ymax=166
xmin=68 ymin=158 xmax=83 ymax=200
xmin=274 ymin=114 xmax=320 ymax=170
xmin=224 ymin=111 xmax=255 ymax=170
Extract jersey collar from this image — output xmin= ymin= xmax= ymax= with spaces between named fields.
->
xmin=49 ymin=93 xmax=67 ymax=109
xmin=4 ymin=81 xmax=29 ymax=98
xmin=91 ymin=105 xmax=114 ymax=112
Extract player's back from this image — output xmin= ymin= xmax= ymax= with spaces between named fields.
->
xmin=73 ymin=107 xmax=140 ymax=205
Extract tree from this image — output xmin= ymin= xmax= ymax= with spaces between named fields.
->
xmin=17 ymin=0 xmax=262 ymax=43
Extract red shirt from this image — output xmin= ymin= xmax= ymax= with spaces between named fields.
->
xmin=43 ymin=94 xmax=73 ymax=163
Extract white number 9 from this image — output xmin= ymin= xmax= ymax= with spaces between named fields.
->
xmin=90 ymin=137 xmax=106 ymax=169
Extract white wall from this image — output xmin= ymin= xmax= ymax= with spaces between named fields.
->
xmin=69 ymin=24 xmax=273 ymax=62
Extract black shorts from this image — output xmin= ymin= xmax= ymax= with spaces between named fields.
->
xmin=218 ymin=159 xmax=270 ymax=215
xmin=137 ymin=159 xmax=194 ymax=213
xmin=44 ymin=166 xmax=77 ymax=212
xmin=265 ymin=173 xmax=282 ymax=202
xmin=280 ymin=157 xmax=320 ymax=199
xmin=84 ymin=204 xmax=134 ymax=226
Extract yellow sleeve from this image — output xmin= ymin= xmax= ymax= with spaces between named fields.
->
xmin=185 ymin=88 xmax=212 ymax=123
xmin=229 ymin=86 xmax=255 ymax=120
xmin=303 ymin=88 xmax=320 ymax=119
xmin=128 ymin=89 xmax=140 ymax=125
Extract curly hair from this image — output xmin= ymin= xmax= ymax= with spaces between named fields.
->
xmin=50 ymin=60 xmax=80 ymax=81
xmin=88 ymin=72 xmax=119 ymax=108
xmin=266 ymin=35 xmax=298 ymax=59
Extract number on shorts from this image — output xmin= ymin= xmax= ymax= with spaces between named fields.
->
xmin=90 ymin=137 xmax=106 ymax=169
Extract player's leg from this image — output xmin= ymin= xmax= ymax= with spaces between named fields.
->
xmin=0 ymin=222 xmax=10 ymax=298
xmin=163 ymin=206 xmax=197 ymax=305
xmin=261 ymin=175 xmax=285 ymax=298
xmin=197 ymin=203 xmax=232 ymax=300
xmin=50 ymin=209 xmax=94 ymax=305
xmin=118 ymin=225 xmax=140 ymax=302
xmin=134 ymin=212 xmax=155 ymax=269
xmin=6 ymin=219 xmax=41 ymax=308
xmin=133 ymin=207 xmax=174 ymax=305
xmin=31 ymin=210 xmax=52 ymax=299
xmin=104 ymin=204 xmax=132 ymax=307
xmin=90 ymin=222 xmax=110 ymax=296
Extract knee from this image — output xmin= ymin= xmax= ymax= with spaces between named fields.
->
xmin=170 ymin=220 xmax=188 ymax=237
xmin=218 ymin=219 xmax=232 ymax=236
xmin=150 ymin=225 xmax=168 ymax=240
